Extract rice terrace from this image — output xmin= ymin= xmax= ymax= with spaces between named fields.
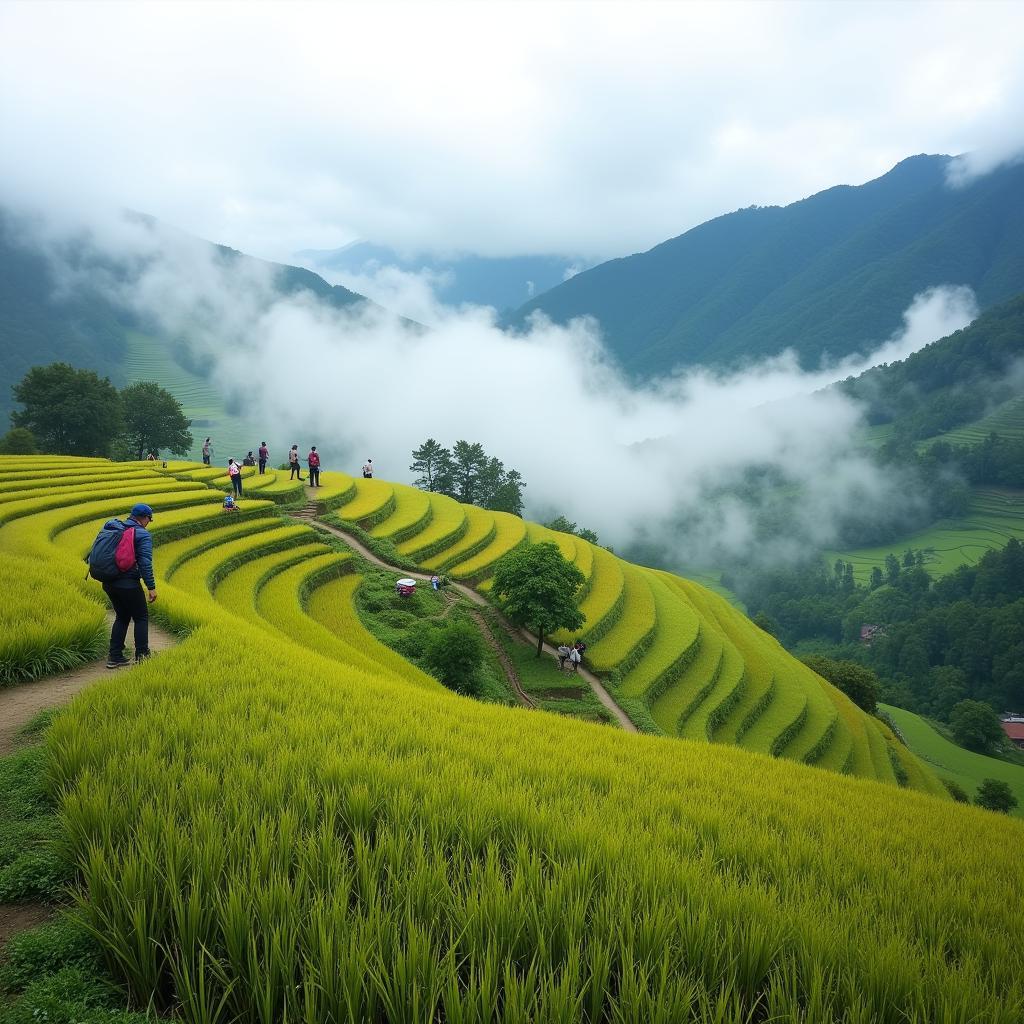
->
xmin=1 ymin=455 xmax=1022 ymax=1022
xmin=4 ymin=2 xmax=1024 ymax=1021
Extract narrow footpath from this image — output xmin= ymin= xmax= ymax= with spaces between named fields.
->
xmin=0 ymin=614 xmax=176 ymax=758
xmin=302 ymin=503 xmax=637 ymax=732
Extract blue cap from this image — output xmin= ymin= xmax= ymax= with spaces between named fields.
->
xmin=130 ymin=502 xmax=154 ymax=519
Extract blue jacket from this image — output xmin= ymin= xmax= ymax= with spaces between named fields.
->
xmin=104 ymin=516 xmax=156 ymax=590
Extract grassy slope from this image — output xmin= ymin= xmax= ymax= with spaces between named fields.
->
xmin=880 ymin=703 xmax=1024 ymax=818
xmin=3 ymin=457 xmax=1024 ymax=1020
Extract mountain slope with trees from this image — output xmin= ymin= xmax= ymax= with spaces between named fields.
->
xmin=508 ymin=155 xmax=1024 ymax=376
xmin=0 ymin=209 xmax=372 ymax=423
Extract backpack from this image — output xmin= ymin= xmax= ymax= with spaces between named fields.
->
xmin=87 ymin=521 xmax=132 ymax=582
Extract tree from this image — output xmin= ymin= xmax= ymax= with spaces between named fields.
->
xmin=486 ymin=467 xmax=526 ymax=516
xmin=975 ymin=778 xmax=1018 ymax=814
xmin=11 ymin=363 xmax=123 ymax=456
xmin=491 ymin=542 xmax=585 ymax=657
xmin=424 ymin=619 xmax=484 ymax=695
xmin=802 ymin=655 xmax=880 ymax=714
xmin=119 ymin=381 xmax=193 ymax=460
xmin=752 ymin=611 xmax=778 ymax=637
xmin=0 ymin=427 xmax=38 ymax=454
xmin=450 ymin=440 xmax=487 ymax=504
xmin=410 ymin=438 xmax=452 ymax=492
xmin=869 ymin=566 xmax=884 ymax=590
xmin=949 ymin=699 xmax=1005 ymax=754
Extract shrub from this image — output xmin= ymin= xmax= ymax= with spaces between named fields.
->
xmin=941 ymin=778 xmax=971 ymax=803
xmin=424 ymin=619 xmax=484 ymax=695
xmin=0 ymin=427 xmax=38 ymax=455
xmin=975 ymin=778 xmax=1018 ymax=814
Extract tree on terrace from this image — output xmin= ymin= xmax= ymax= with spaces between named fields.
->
xmin=12 ymin=362 xmax=122 ymax=456
xmin=409 ymin=438 xmax=453 ymax=492
xmin=801 ymin=654 xmax=881 ymax=714
xmin=491 ymin=542 xmax=585 ymax=657
xmin=451 ymin=440 xmax=487 ymax=504
xmin=119 ymin=381 xmax=193 ymax=460
xmin=0 ymin=427 xmax=38 ymax=454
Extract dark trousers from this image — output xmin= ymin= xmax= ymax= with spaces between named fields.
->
xmin=232 ymin=474 xmax=242 ymax=496
xmin=290 ymin=463 xmax=303 ymax=480
xmin=258 ymin=459 xmax=267 ymax=474
xmin=202 ymin=454 xmax=210 ymax=465
xmin=103 ymin=583 xmax=149 ymax=659
xmin=309 ymin=466 xmax=320 ymax=486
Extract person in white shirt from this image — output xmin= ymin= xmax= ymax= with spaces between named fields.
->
xmin=362 ymin=458 xmax=373 ymax=479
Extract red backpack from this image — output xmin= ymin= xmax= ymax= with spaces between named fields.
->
xmin=114 ymin=526 xmax=137 ymax=572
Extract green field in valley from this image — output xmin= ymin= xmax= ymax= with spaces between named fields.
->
xmin=932 ymin=394 xmax=1024 ymax=447
xmin=880 ymin=704 xmax=1024 ymax=819
xmin=829 ymin=487 xmax=1024 ymax=583
xmin=123 ymin=330 xmax=260 ymax=462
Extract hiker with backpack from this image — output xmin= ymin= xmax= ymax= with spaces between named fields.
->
xmin=227 ymin=458 xmax=243 ymax=497
xmin=258 ymin=442 xmax=269 ymax=475
xmin=86 ymin=502 xmax=157 ymax=668
xmin=307 ymin=446 xmax=321 ymax=487
xmin=289 ymin=445 xmax=304 ymax=481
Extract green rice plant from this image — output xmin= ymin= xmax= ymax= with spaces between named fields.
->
xmin=584 ymin=563 xmax=657 ymax=673
xmin=370 ymin=483 xmax=433 ymax=544
xmin=445 ymin=512 xmax=527 ymax=581
xmin=213 ymin=542 xmax=330 ymax=623
xmin=395 ymin=493 xmax=468 ymax=561
xmin=335 ymin=479 xmax=396 ymax=526
xmin=617 ymin=572 xmax=701 ymax=700
xmin=305 ymin=574 xmax=444 ymax=690
xmin=310 ymin=471 xmax=357 ymax=511
xmin=0 ymin=553 xmax=106 ymax=685
xmin=551 ymin=544 xmax=624 ymax=645
xmin=419 ymin=505 xmax=496 ymax=572
xmin=525 ymin=522 xmax=576 ymax=562
xmin=650 ymin=623 xmax=724 ymax=736
xmin=0 ymin=468 xmax=152 ymax=497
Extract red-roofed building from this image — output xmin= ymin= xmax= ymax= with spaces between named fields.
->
xmin=1001 ymin=719 xmax=1024 ymax=749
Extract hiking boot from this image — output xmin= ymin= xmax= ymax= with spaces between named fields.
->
xmin=106 ymin=655 xmax=130 ymax=669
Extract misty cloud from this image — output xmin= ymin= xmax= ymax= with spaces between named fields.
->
xmin=2 ymin=2 xmax=1023 ymax=263
xmin=27 ymin=211 xmax=980 ymax=571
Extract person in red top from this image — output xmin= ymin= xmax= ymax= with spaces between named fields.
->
xmin=258 ymin=442 xmax=269 ymax=475
xmin=307 ymin=446 xmax=321 ymax=487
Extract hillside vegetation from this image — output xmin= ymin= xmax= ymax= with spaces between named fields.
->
xmin=4 ymin=456 xmax=1022 ymax=1021
xmin=508 ymin=155 xmax=1024 ymax=376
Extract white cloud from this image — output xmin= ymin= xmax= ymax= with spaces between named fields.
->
xmin=1 ymin=1 xmax=1023 ymax=262
xmin=35 ymin=212 xmax=977 ymax=569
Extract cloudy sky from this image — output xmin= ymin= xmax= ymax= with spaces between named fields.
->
xmin=2 ymin=0 xmax=1023 ymax=264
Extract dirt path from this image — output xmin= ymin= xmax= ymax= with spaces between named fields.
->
xmin=304 ymin=513 xmax=637 ymax=732
xmin=468 ymin=609 xmax=537 ymax=709
xmin=0 ymin=615 xmax=176 ymax=757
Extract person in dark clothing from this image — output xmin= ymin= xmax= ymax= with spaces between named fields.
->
xmin=289 ymin=444 xmax=304 ymax=480
xmin=258 ymin=442 xmax=269 ymax=474
xmin=228 ymin=458 xmax=243 ymax=497
xmin=97 ymin=503 xmax=157 ymax=668
xmin=307 ymin=446 xmax=321 ymax=487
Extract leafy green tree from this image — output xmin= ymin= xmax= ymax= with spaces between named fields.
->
xmin=450 ymin=440 xmax=487 ymax=504
xmin=869 ymin=566 xmax=884 ymax=590
xmin=0 ymin=427 xmax=38 ymax=454
xmin=11 ymin=363 xmax=122 ymax=456
xmin=486 ymin=467 xmax=526 ymax=516
xmin=544 ymin=514 xmax=599 ymax=545
xmin=752 ymin=611 xmax=778 ymax=637
xmin=975 ymin=778 xmax=1018 ymax=814
xmin=884 ymin=553 xmax=901 ymax=584
xmin=409 ymin=438 xmax=453 ymax=492
xmin=949 ymin=699 xmax=1005 ymax=754
xmin=424 ymin=619 xmax=484 ymax=696
xmin=492 ymin=542 xmax=585 ymax=657
xmin=118 ymin=381 xmax=192 ymax=460
xmin=802 ymin=655 xmax=880 ymax=714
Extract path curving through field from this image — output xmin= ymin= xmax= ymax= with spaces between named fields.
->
xmin=0 ymin=614 xmax=176 ymax=757
xmin=302 ymin=509 xmax=637 ymax=731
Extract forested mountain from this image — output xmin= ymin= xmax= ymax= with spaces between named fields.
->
xmin=0 ymin=209 xmax=371 ymax=422
xmin=507 ymin=155 xmax=1024 ymax=376
xmin=840 ymin=291 xmax=1024 ymax=441
xmin=297 ymin=241 xmax=586 ymax=312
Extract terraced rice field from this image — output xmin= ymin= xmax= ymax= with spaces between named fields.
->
xmin=831 ymin=487 xmax=1024 ymax=582
xmin=4 ymin=455 xmax=1023 ymax=1022
xmin=932 ymin=394 xmax=1024 ymax=447
xmin=123 ymin=330 xmax=259 ymax=460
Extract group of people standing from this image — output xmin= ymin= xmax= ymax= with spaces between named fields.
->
xmin=556 ymin=641 xmax=587 ymax=673
xmin=201 ymin=438 xmax=365 ymax=496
